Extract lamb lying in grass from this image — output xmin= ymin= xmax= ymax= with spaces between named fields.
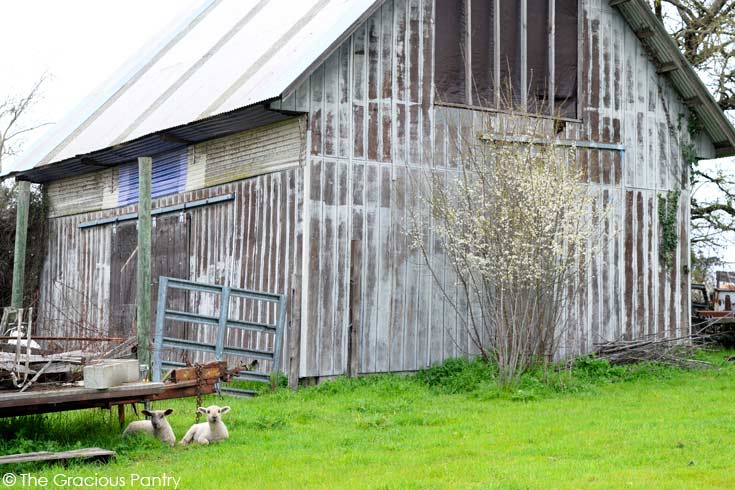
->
xmin=179 ymin=405 xmax=230 ymax=445
xmin=122 ymin=409 xmax=176 ymax=447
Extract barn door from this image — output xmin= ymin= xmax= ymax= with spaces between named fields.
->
xmin=109 ymin=213 xmax=190 ymax=337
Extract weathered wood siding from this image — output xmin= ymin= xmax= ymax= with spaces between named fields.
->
xmin=271 ymin=0 xmax=707 ymax=376
xmin=38 ymin=121 xmax=306 ymax=374
xmin=40 ymin=0 xmax=716 ymax=381
xmin=45 ymin=118 xmax=305 ymax=218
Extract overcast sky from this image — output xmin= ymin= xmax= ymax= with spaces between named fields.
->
xmin=0 ymin=0 xmax=200 ymax=160
xmin=2 ymin=0 xmax=735 ymax=266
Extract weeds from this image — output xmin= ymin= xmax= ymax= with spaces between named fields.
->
xmin=0 ymin=350 xmax=731 ymax=489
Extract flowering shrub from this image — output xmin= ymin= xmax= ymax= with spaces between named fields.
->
xmin=410 ymin=114 xmax=606 ymax=385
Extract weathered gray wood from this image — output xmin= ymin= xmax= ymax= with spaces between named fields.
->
xmin=36 ymin=0 xmax=703 ymax=381
xmin=348 ymin=240 xmax=362 ymax=377
xmin=11 ymin=181 xmax=30 ymax=309
xmin=136 ymin=157 xmax=153 ymax=370
xmin=0 ymin=382 xmax=165 ymax=408
xmin=0 ymin=448 xmax=115 ymax=465
xmin=288 ymin=273 xmax=301 ymax=389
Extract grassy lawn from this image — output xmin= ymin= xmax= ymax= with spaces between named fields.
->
xmin=1 ymin=353 xmax=733 ymax=490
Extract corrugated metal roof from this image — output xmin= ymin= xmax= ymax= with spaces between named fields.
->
xmin=3 ymin=0 xmax=378 ymax=180
xmin=6 ymin=0 xmax=734 ymax=182
xmin=613 ymin=0 xmax=735 ymax=157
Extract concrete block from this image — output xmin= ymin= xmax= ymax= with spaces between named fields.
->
xmin=83 ymin=359 xmax=139 ymax=389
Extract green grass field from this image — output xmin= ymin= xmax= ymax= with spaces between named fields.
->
xmin=1 ymin=352 xmax=733 ymax=490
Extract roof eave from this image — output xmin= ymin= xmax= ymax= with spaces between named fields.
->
xmin=14 ymin=99 xmax=296 ymax=184
xmin=611 ymin=0 xmax=735 ymax=158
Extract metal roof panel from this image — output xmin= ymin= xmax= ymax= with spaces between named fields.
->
xmin=3 ymin=0 xmax=377 ymax=179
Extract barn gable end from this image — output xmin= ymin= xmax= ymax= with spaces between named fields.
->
xmin=275 ymin=0 xmax=716 ymax=376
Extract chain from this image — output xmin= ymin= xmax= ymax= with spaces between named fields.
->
xmin=194 ymin=363 xmax=203 ymax=423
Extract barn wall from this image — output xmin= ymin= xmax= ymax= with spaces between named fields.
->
xmin=272 ymin=0 xmax=702 ymax=376
xmin=45 ymin=118 xmax=305 ymax=218
xmin=38 ymin=123 xmax=306 ymax=375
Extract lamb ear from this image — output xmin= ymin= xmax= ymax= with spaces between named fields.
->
xmin=141 ymin=410 xmax=152 ymax=417
xmin=163 ymin=409 xmax=174 ymax=416
xmin=197 ymin=407 xmax=207 ymax=414
xmin=220 ymin=406 xmax=230 ymax=414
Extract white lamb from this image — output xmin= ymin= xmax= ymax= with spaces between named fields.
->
xmin=122 ymin=408 xmax=176 ymax=447
xmin=179 ymin=405 xmax=230 ymax=445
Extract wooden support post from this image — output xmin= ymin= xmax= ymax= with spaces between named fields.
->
xmin=347 ymin=240 xmax=362 ymax=377
xmin=288 ymin=273 xmax=301 ymax=390
xmin=117 ymin=404 xmax=126 ymax=428
xmin=11 ymin=180 xmax=30 ymax=309
xmin=136 ymin=157 xmax=153 ymax=373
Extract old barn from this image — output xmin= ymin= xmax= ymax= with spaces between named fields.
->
xmin=4 ymin=0 xmax=735 ymax=383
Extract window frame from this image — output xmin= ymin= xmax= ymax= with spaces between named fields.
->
xmin=433 ymin=0 xmax=583 ymax=122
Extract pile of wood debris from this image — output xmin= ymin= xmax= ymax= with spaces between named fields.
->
xmin=0 ymin=307 xmax=136 ymax=393
xmin=593 ymin=334 xmax=713 ymax=368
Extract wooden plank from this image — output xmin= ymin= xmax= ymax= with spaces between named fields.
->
xmin=288 ymin=268 xmax=302 ymax=389
xmin=136 ymin=156 xmax=153 ymax=370
xmin=311 ymin=65 xmax=324 ymax=156
xmin=0 ymin=448 xmax=115 ymax=465
xmin=647 ymin=195 xmax=655 ymax=336
xmin=624 ymin=191 xmax=634 ymax=339
xmin=389 ymin=167 xmax=406 ymax=371
xmin=305 ymin=160 xmax=322 ymax=375
xmin=348 ymin=240 xmax=362 ymax=377
xmin=324 ymin=52 xmax=339 ymax=157
xmin=338 ymin=43 xmax=351 ymax=159
xmin=679 ymin=209 xmax=689 ymax=336
xmin=636 ymin=192 xmax=645 ymax=337
xmin=395 ymin=0 xmax=408 ymax=166
xmin=334 ymin=161 xmax=350 ymax=373
xmin=602 ymin=190 xmax=612 ymax=342
xmin=319 ymin=160 xmax=337 ymax=375
xmin=367 ymin=13 xmax=380 ymax=162
xmin=110 ymin=221 xmax=138 ymax=337
xmin=380 ymin=1 xmax=393 ymax=162
xmin=362 ymin=164 xmax=379 ymax=372
xmin=353 ymin=24 xmax=367 ymax=160
xmin=590 ymin=197 xmax=600 ymax=349
xmin=169 ymin=361 xmax=226 ymax=383
xmin=11 ymin=181 xmax=30 ymax=308
xmin=403 ymin=168 xmax=419 ymax=370
xmin=0 ymin=382 xmax=165 ymax=410
xmin=420 ymin=0 xmax=433 ymax=167
xmin=376 ymin=166 xmax=392 ymax=372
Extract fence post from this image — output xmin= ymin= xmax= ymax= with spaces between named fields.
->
xmin=288 ymin=274 xmax=301 ymax=390
xmin=136 ymin=157 xmax=153 ymax=373
xmin=272 ymin=294 xmax=287 ymax=390
xmin=11 ymin=181 xmax=30 ymax=309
